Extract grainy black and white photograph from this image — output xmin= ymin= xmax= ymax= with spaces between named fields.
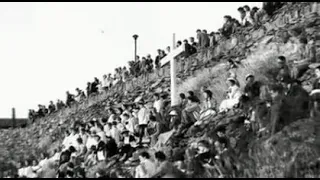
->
xmin=0 ymin=1 xmax=319 ymax=178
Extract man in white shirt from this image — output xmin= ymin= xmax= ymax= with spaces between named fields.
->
xmin=68 ymin=128 xmax=80 ymax=148
xmin=137 ymin=101 xmax=149 ymax=145
xmin=110 ymin=121 xmax=121 ymax=145
xmin=62 ymin=130 xmax=71 ymax=151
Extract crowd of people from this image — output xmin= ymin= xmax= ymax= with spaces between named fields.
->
xmin=9 ymin=2 xmax=320 ymax=178
xmin=27 ymin=3 xmax=282 ymax=123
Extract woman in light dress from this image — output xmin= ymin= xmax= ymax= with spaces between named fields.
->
xmin=219 ymin=77 xmax=242 ymax=113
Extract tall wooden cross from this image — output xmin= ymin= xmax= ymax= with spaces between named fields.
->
xmin=160 ymin=34 xmax=185 ymax=106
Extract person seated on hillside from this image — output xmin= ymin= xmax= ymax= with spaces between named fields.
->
xmin=221 ymin=15 xmax=234 ymax=39
xmin=219 ymin=77 xmax=242 ymax=113
xmin=118 ymin=130 xmax=136 ymax=162
xmin=153 ymin=93 xmax=164 ymax=116
xmin=85 ymin=132 xmax=99 ymax=150
xmin=107 ymin=108 xmax=117 ymax=124
xmin=181 ymin=96 xmax=201 ymax=127
xmin=121 ymin=113 xmax=135 ymax=134
xmin=96 ymin=141 xmax=106 ymax=162
xmin=243 ymin=74 xmax=261 ymax=101
xmin=169 ymin=110 xmax=181 ymax=131
xmin=189 ymin=37 xmax=197 ymax=49
xmin=62 ymin=130 xmax=71 ymax=150
xmin=195 ymin=90 xmax=217 ymax=125
xmin=17 ymin=161 xmax=27 ymax=178
xmin=311 ymin=64 xmax=320 ymax=90
xmin=135 ymin=151 xmax=157 ymax=178
xmin=214 ymin=137 xmax=239 ymax=178
xmin=147 ymin=115 xmax=161 ymax=146
xmin=74 ymin=137 xmax=87 ymax=158
xmin=275 ymin=56 xmax=291 ymax=82
xmin=291 ymin=36 xmax=317 ymax=80
xmin=59 ymin=146 xmax=76 ymax=167
xmin=21 ymin=159 xmax=38 ymax=178
xmin=310 ymin=89 xmax=320 ymax=120
xmin=84 ymin=145 xmax=98 ymax=167
xmin=280 ymin=75 xmax=310 ymax=121
xmin=150 ymin=151 xmax=182 ymax=178
xmin=105 ymin=135 xmax=118 ymax=158
xmin=110 ymin=121 xmax=121 ymax=145
xmin=179 ymin=93 xmax=188 ymax=110
xmin=48 ymin=101 xmax=56 ymax=114
xmin=187 ymin=91 xmax=201 ymax=104
xmin=68 ymin=128 xmax=81 ymax=149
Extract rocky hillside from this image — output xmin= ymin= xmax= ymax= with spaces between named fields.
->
xmin=0 ymin=2 xmax=319 ymax=177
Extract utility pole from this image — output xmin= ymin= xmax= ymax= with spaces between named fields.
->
xmin=12 ymin=108 xmax=16 ymax=128
xmin=133 ymin=34 xmax=139 ymax=61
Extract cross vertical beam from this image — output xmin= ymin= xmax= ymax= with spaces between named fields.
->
xmin=171 ymin=33 xmax=178 ymax=106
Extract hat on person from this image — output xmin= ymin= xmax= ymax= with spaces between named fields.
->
xmin=227 ymin=77 xmax=237 ymax=83
xmin=310 ymin=89 xmax=320 ymax=96
xmin=245 ymin=74 xmax=254 ymax=81
xmin=121 ymin=129 xmax=130 ymax=134
xmin=169 ymin=110 xmax=178 ymax=116
xmin=244 ymin=120 xmax=251 ymax=124
xmin=309 ymin=63 xmax=320 ymax=69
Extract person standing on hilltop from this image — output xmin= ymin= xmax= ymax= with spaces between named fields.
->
xmin=86 ymin=82 xmax=92 ymax=97
xmin=237 ymin=7 xmax=246 ymax=26
xmin=48 ymin=101 xmax=56 ymax=114
xmin=221 ymin=15 xmax=234 ymax=39
xmin=155 ymin=49 xmax=162 ymax=70
xmin=66 ymin=91 xmax=76 ymax=108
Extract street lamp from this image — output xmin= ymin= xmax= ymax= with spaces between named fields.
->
xmin=133 ymin=34 xmax=139 ymax=61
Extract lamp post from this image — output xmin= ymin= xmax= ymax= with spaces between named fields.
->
xmin=133 ymin=34 xmax=139 ymax=61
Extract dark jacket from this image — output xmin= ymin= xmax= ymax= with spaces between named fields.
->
xmin=244 ymin=81 xmax=261 ymax=99
xmin=312 ymin=78 xmax=320 ymax=90
xmin=221 ymin=22 xmax=233 ymax=38
xmin=284 ymin=83 xmax=310 ymax=121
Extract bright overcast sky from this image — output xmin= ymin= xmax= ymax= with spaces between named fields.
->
xmin=0 ymin=2 xmax=262 ymax=118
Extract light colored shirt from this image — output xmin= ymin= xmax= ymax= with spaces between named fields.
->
xmin=153 ymin=100 xmax=163 ymax=114
xmin=86 ymin=136 xmax=98 ymax=149
xmin=110 ymin=126 xmax=120 ymax=145
xmin=138 ymin=107 xmax=149 ymax=125
xmin=108 ymin=114 xmax=116 ymax=123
